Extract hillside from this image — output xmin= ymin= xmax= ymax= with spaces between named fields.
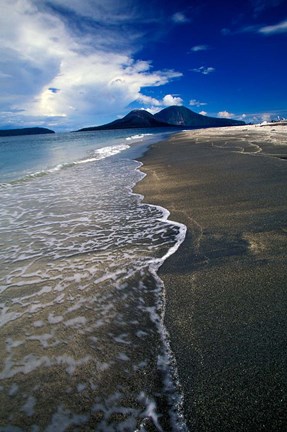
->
xmin=77 ymin=110 xmax=171 ymax=131
xmin=154 ymin=106 xmax=244 ymax=127
xmin=76 ymin=106 xmax=245 ymax=132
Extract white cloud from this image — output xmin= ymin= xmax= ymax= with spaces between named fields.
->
xmin=162 ymin=94 xmax=183 ymax=106
xmin=137 ymin=93 xmax=183 ymax=115
xmin=190 ymin=45 xmax=209 ymax=52
xmin=48 ymin=0 xmax=138 ymax=23
xmin=138 ymin=94 xmax=183 ymax=112
xmin=137 ymin=94 xmax=161 ymax=106
xmin=199 ymin=111 xmax=207 ymax=116
xmin=258 ymin=19 xmax=287 ymax=34
xmin=217 ymin=111 xmax=234 ymax=118
xmin=189 ymin=99 xmax=207 ymax=107
xmin=32 ymin=56 xmax=180 ymax=119
xmin=191 ymin=66 xmax=215 ymax=75
xmin=172 ymin=12 xmax=190 ymax=23
xmin=0 ymin=0 xmax=182 ymax=130
xmin=223 ymin=16 xmax=287 ymax=36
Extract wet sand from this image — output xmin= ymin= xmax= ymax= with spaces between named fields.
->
xmin=135 ymin=125 xmax=287 ymax=431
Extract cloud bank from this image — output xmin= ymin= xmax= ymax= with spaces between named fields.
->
xmin=0 ymin=0 xmax=182 ymax=130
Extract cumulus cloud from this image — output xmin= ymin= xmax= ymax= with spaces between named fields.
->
xmin=189 ymin=99 xmax=207 ymax=107
xmin=191 ymin=66 xmax=215 ymax=75
xmin=217 ymin=111 xmax=234 ymax=118
xmin=162 ymin=94 xmax=183 ymax=106
xmin=199 ymin=111 xmax=207 ymax=116
xmin=0 ymin=0 xmax=182 ymax=129
xmin=137 ymin=93 xmax=183 ymax=113
xmin=190 ymin=45 xmax=209 ymax=52
xmin=172 ymin=12 xmax=190 ymax=23
xmin=135 ymin=92 xmax=183 ymax=116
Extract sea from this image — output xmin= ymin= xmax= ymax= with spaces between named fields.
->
xmin=0 ymin=129 xmax=187 ymax=432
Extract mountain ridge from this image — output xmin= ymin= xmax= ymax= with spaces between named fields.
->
xmin=76 ymin=106 xmax=244 ymax=132
xmin=154 ymin=106 xmax=244 ymax=127
xmin=77 ymin=109 xmax=170 ymax=132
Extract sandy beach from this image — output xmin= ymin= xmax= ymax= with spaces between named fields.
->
xmin=135 ymin=124 xmax=287 ymax=431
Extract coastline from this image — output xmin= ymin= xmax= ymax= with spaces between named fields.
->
xmin=134 ymin=125 xmax=287 ymax=431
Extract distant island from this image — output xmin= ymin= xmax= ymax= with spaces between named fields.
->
xmin=76 ymin=106 xmax=244 ymax=132
xmin=0 ymin=127 xmax=55 ymax=137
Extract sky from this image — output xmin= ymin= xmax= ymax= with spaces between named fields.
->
xmin=0 ymin=0 xmax=287 ymax=131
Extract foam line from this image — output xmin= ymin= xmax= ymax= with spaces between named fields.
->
xmin=132 ymin=161 xmax=188 ymax=432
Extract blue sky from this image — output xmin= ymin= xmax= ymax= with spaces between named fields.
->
xmin=0 ymin=0 xmax=286 ymax=131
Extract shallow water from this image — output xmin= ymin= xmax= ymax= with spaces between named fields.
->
xmin=0 ymin=130 xmax=187 ymax=431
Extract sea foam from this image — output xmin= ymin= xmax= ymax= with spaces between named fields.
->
xmin=0 ymin=131 xmax=188 ymax=431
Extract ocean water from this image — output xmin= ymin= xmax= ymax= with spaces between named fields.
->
xmin=0 ymin=129 xmax=187 ymax=431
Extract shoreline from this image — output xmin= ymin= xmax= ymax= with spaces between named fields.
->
xmin=134 ymin=125 xmax=287 ymax=431
xmin=134 ymin=166 xmax=189 ymax=431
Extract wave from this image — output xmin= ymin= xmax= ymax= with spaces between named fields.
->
xmin=132 ymin=163 xmax=188 ymax=431
xmin=3 ymin=143 xmax=130 ymax=185
xmin=0 ymin=152 xmax=188 ymax=430
xmin=126 ymin=133 xmax=153 ymax=141
xmin=75 ymin=143 xmax=130 ymax=164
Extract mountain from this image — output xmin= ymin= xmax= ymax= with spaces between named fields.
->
xmin=154 ymin=106 xmax=245 ymax=127
xmin=0 ymin=127 xmax=55 ymax=137
xmin=76 ymin=106 xmax=245 ymax=132
xmin=77 ymin=110 xmax=171 ymax=132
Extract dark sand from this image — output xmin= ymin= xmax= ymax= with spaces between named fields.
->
xmin=135 ymin=125 xmax=287 ymax=431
